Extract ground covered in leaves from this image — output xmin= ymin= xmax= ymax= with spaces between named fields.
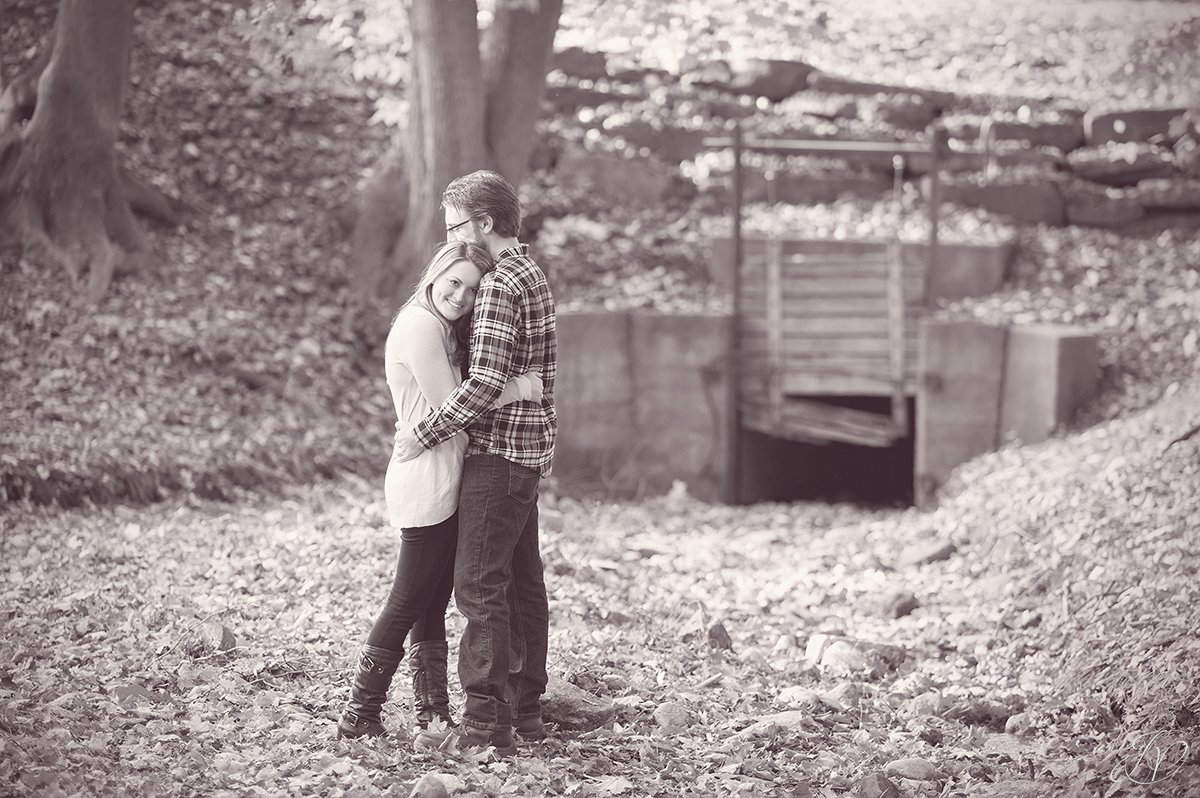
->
xmin=3 ymin=378 xmax=1199 ymax=796
xmin=3 ymin=0 xmax=1200 ymax=795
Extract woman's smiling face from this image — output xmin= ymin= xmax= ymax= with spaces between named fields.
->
xmin=430 ymin=259 xmax=483 ymax=321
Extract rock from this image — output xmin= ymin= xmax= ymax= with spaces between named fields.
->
xmin=989 ymin=145 xmax=1067 ymax=170
xmin=541 ymin=675 xmax=615 ymax=732
xmin=777 ymin=686 xmax=822 ymax=708
xmin=879 ymin=590 xmax=920 ymax=618
xmin=694 ymin=57 xmax=817 ymax=102
xmin=555 ymin=145 xmax=672 ymax=207
xmin=543 ymin=83 xmax=623 ymax=113
xmin=895 ymin=777 xmax=943 ymax=798
xmin=898 ymin=539 xmax=956 ymax=567
xmin=196 ymin=622 xmax=236 ymax=655
xmin=1084 ymin=107 xmax=1188 ymax=145
xmin=819 ymin=682 xmax=861 ymax=710
xmin=742 ymin=172 xmax=891 ymax=205
xmin=1137 ymin=178 xmax=1200 ymax=210
xmin=738 ymin=646 xmax=770 ymax=669
xmin=883 ymin=757 xmax=945 ymax=782
xmin=603 ymin=120 xmax=708 ymax=165
xmin=945 ymin=697 xmax=1013 ymax=728
xmin=806 ymin=72 xmax=955 ymax=108
xmin=1067 ymin=143 xmax=1177 ymax=187
xmin=971 ymin=780 xmax=1046 ymax=798
xmin=806 ymin=634 xmax=906 ymax=679
xmin=733 ymin=709 xmax=812 ymax=740
xmin=408 ymin=774 xmax=451 ymax=798
xmin=707 ymin=621 xmax=733 ymax=651
xmin=850 ymin=773 xmax=900 ymax=798
xmin=551 ymin=46 xmax=608 ymax=81
xmin=652 ymin=701 xmax=692 ymax=733
xmin=984 ymin=733 xmax=1030 ymax=756
xmin=931 ymin=178 xmax=1066 ymax=226
xmin=905 ymin=691 xmax=945 ymax=717
xmin=1004 ymin=711 xmax=1034 ymax=736
xmin=864 ymin=95 xmax=939 ymax=132
xmin=772 ymin=634 xmax=795 ymax=654
xmin=986 ymin=118 xmax=1085 ymax=153
xmin=819 ymin=640 xmax=870 ymax=675
xmin=1065 ymin=192 xmax=1145 ymax=228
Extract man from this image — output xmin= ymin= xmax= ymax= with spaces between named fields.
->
xmin=392 ymin=170 xmax=557 ymax=758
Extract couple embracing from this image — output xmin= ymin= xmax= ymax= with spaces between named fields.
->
xmin=337 ymin=170 xmax=557 ymax=759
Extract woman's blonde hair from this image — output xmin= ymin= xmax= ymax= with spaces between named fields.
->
xmin=401 ymin=241 xmax=494 ymax=365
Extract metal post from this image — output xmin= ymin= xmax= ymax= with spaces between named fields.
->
xmin=724 ymin=119 xmax=745 ymax=504
xmin=927 ymin=125 xmax=946 ymax=296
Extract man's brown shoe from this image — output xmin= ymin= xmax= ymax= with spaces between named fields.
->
xmin=514 ymin=718 xmax=548 ymax=741
xmin=414 ymin=725 xmax=518 ymax=759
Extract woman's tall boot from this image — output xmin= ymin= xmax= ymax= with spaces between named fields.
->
xmin=337 ymin=644 xmax=404 ymax=739
xmin=409 ymin=640 xmax=454 ymax=729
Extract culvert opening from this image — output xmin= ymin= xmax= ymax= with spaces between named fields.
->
xmin=739 ymin=396 xmax=916 ymax=507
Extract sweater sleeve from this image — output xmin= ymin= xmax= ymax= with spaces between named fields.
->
xmin=413 ymin=278 xmax=517 ymax=448
xmin=394 ymin=310 xmax=460 ymax=408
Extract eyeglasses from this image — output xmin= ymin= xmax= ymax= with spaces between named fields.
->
xmin=445 ymin=217 xmax=476 ymax=234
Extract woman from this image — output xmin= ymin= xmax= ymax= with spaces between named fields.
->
xmin=338 ymin=241 xmax=541 ymax=739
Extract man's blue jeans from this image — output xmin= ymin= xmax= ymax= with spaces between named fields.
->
xmin=455 ymin=453 xmax=549 ymax=732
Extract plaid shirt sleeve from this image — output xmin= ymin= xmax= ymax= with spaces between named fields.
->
xmin=413 ymin=278 xmax=517 ymax=448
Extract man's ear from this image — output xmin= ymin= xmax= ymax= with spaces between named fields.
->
xmin=478 ymin=215 xmax=492 ymax=233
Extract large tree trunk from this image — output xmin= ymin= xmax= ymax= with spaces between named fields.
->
xmin=350 ymin=0 xmax=563 ymax=300
xmin=0 ymin=0 xmax=144 ymax=302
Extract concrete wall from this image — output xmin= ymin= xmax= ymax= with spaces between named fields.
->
xmin=916 ymin=319 xmax=1100 ymax=506
xmin=554 ymin=311 xmax=733 ymax=499
xmin=555 ymin=313 xmax=1098 ymax=506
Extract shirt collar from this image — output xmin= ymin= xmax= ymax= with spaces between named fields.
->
xmin=496 ymin=243 xmax=530 ymax=262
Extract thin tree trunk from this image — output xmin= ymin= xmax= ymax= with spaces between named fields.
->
xmin=384 ymin=0 xmax=489 ymax=297
xmin=350 ymin=0 xmax=560 ymax=301
xmin=0 ymin=0 xmax=143 ymax=302
xmin=482 ymin=0 xmax=563 ymax=186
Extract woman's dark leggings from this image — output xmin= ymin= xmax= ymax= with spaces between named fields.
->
xmin=365 ymin=512 xmax=458 ymax=650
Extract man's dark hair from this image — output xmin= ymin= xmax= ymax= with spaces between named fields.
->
xmin=442 ymin=170 xmax=522 ymax=238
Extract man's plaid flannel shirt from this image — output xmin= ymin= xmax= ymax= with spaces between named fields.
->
xmin=413 ymin=244 xmax=557 ymax=475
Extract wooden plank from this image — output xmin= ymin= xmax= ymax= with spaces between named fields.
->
xmin=738 ymin=332 xmax=918 ymax=354
xmin=886 ymin=244 xmax=909 ymax=432
xmin=742 ymin=396 xmax=902 ymax=446
xmin=782 ymin=372 xmax=920 ymax=396
xmin=740 ymin=280 xmax=926 ymax=299
xmin=766 ymin=239 xmax=784 ymax=429
xmin=740 ymin=316 xmax=923 ymax=337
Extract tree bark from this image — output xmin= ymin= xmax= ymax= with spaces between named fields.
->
xmin=482 ymin=0 xmax=563 ymax=184
xmin=349 ymin=0 xmax=562 ymax=300
xmin=0 ymin=0 xmax=143 ymax=302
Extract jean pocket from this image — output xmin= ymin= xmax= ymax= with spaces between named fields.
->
xmin=507 ymin=462 xmax=539 ymax=504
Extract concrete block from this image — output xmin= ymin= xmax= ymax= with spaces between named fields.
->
xmin=629 ymin=313 xmax=733 ymax=499
xmin=1084 ymin=107 xmax=1187 ymax=146
xmin=1000 ymin=325 xmax=1099 ymax=445
xmin=901 ymin=242 xmax=1015 ymax=301
xmin=916 ymin=320 xmax=1007 ymax=506
xmin=555 ymin=145 xmax=672 ymax=207
xmin=933 ymin=178 xmax=1066 ymax=226
xmin=987 ymin=118 xmax=1085 ymax=153
xmin=553 ymin=312 xmax=634 ymax=477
